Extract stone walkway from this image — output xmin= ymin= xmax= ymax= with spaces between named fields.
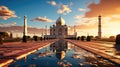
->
xmin=0 ymin=40 xmax=57 ymax=67
xmin=1 ymin=39 xmax=120 ymax=67
xmin=68 ymin=40 xmax=120 ymax=65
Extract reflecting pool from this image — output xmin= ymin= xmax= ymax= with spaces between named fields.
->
xmin=9 ymin=39 xmax=117 ymax=67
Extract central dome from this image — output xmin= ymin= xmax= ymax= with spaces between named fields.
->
xmin=56 ymin=16 xmax=65 ymax=25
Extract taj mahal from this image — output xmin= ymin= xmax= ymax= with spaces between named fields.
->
xmin=44 ymin=16 xmax=77 ymax=38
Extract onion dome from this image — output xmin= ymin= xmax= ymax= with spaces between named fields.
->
xmin=56 ymin=16 xmax=65 ymax=25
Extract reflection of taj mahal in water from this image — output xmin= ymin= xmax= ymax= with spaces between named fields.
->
xmin=45 ymin=16 xmax=76 ymax=38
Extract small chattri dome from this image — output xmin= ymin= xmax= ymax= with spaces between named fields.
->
xmin=56 ymin=16 xmax=65 ymax=25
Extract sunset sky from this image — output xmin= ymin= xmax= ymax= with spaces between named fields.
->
xmin=0 ymin=0 xmax=120 ymax=37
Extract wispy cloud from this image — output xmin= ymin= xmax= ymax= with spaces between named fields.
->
xmin=10 ymin=22 xmax=16 ymax=26
xmin=47 ymin=1 xmax=72 ymax=15
xmin=31 ymin=16 xmax=54 ymax=22
xmin=74 ymin=15 xmax=97 ymax=28
xmin=0 ymin=6 xmax=17 ymax=20
xmin=78 ymin=8 xmax=86 ymax=12
xmin=74 ymin=15 xmax=84 ymax=19
xmin=0 ymin=26 xmax=47 ymax=35
xmin=0 ymin=22 xmax=16 ymax=27
xmin=74 ymin=15 xmax=112 ymax=28
xmin=47 ymin=1 xmax=56 ymax=6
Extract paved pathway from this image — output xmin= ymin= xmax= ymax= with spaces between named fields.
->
xmin=68 ymin=40 xmax=120 ymax=65
xmin=1 ymin=39 xmax=120 ymax=67
xmin=0 ymin=40 xmax=57 ymax=67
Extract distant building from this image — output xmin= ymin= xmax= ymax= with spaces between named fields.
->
xmin=0 ymin=32 xmax=11 ymax=38
xmin=44 ymin=16 xmax=76 ymax=38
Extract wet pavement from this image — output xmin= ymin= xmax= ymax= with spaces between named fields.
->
xmin=0 ymin=40 xmax=56 ymax=67
xmin=68 ymin=40 xmax=120 ymax=66
xmin=8 ymin=39 xmax=117 ymax=67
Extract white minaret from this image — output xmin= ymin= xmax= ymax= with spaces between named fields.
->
xmin=74 ymin=25 xmax=77 ymax=36
xmin=98 ymin=15 xmax=102 ymax=39
xmin=45 ymin=25 xmax=47 ymax=35
xmin=73 ymin=25 xmax=75 ymax=35
xmin=23 ymin=16 xmax=27 ymax=36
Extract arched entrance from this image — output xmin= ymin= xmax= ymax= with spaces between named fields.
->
xmin=58 ymin=28 xmax=62 ymax=35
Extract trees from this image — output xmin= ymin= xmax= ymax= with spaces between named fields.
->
xmin=22 ymin=35 xmax=27 ymax=42
xmin=33 ymin=36 xmax=38 ymax=41
xmin=116 ymin=34 xmax=120 ymax=44
xmin=0 ymin=32 xmax=9 ymax=38
xmin=109 ymin=36 xmax=115 ymax=39
xmin=77 ymin=36 xmax=80 ymax=40
xmin=81 ymin=36 xmax=85 ymax=41
xmin=86 ymin=36 xmax=91 ymax=41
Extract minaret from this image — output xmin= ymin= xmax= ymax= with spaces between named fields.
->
xmin=98 ymin=15 xmax=102 ymax=39
xmin=74 ymin=25 xmax=75 ymax=35
xmin=74 ymin=25 xmax=77 ymax=36
xmin=45 ymin=25 xmax=47 ymax=35
xmin=23 ymin=16 xmax=27 ymax=36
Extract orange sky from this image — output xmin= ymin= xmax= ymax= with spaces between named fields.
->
xmin=74 ymin=0 xmax=120 ymax=37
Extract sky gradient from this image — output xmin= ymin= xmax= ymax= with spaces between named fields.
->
xmin=0 ymin=0 xmax=120 ymax=37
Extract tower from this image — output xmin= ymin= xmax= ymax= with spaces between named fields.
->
xmin=23 ymin=16 xmax=27 ymax=36
xmin=74 ymin=25 xmax=75 ymax=35
xmin=45 ymin=25 xmax=47 ymax=35
xmin=23 ymin=16 xmax=27 ymax=42
xmin=98 ymin=15 xmax=102 ymax=39
xmin=74 ymin=25 xmax=77 ymax=36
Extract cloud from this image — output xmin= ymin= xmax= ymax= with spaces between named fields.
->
xmin=31 ymin=16 xmax=54 ymax=22
xmin=47 ymin=1 xmax=72 ymax=15
xmin=0 ymin=26 xmax=47 ymax=36
xmin=0 ymin=22 xmax=16 ymax=27
xmin=57 ymin=5 xmax=72 ymax=14
xmin=0 ymin=6 xmax=17 ymax=20
xmin=74 ymin=15 xmax=112 ymax=29
xmin=27 ymin=26 xmax=33 ymax=28
xmin=10 ymin=22 xmax=16 ymax=26
xmin=78 ymin=8 xmax=86 ymax=12
xmin=85 ymin=0 xmax=120 ymax=17
xmin=74 ymin=15 xmax=97 ymax=25
xmin=47 ymin=1 xmax=56 ymax=6
xmin=74 ymin=15 xmax=84 ymax=19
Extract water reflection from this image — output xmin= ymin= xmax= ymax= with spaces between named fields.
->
xmin=8 ymin=39 xmax=117 ymax=67
xmin=50 ymin=39 xmax=67 ymax=60
xmin=23 ymin=56 xmax=27 ymax=62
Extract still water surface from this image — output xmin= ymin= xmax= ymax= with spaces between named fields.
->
xmin=9 ymin=40 xmax=117 ymax=67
